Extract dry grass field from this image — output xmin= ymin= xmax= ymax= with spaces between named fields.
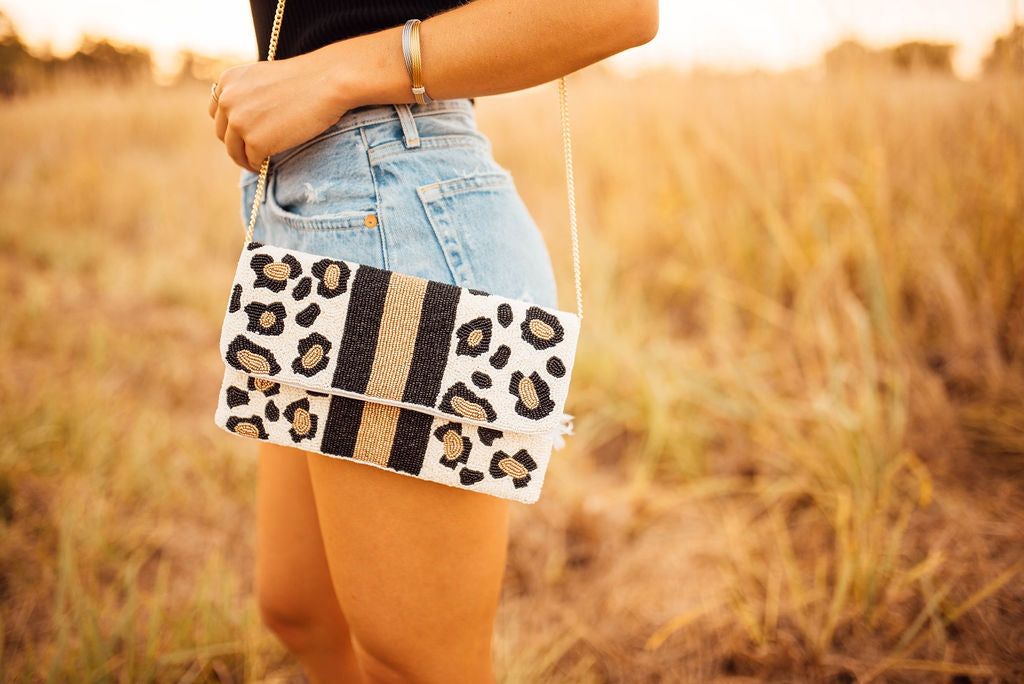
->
xmin=1 ymin=66 xmax=1022 ymax=682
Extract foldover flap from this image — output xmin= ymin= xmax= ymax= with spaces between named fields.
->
xmin=220 ymin=242 xmax=580 ymax=435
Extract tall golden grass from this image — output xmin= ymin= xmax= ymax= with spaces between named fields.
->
xmin=0 ymin=68 xmax=1021 ymax=681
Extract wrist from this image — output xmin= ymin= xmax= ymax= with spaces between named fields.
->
xmin=317 ymin=25 xmax=415 ymax=112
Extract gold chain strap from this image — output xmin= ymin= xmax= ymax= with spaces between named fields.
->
xmin=243 ymin=0 xmax=582 ymax=320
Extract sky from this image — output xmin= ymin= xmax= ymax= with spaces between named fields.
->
xmin=2 ymin=0 xmax=1019 ymax=78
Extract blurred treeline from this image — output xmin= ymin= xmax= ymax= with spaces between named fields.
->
xmin=0 ymin=10 xmax=232 ymax=96
xmin=2 ymin=8 xmax=1024 ymax=97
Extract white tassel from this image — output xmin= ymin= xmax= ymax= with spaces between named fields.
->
xmin=550 ymin=413 xmax=575 ymax=451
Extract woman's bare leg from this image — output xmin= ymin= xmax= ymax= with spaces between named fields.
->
xmin=305 ymin=452 xmax=510 ymax=684
xmin=255 ymin=442 xmax=364 ymax=682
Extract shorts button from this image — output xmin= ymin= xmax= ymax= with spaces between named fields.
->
xmin=364 ymin=214 xmax=378 ymax=228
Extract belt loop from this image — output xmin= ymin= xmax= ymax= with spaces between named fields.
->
xmin=393 ymin=103 xmax=421 ymax=148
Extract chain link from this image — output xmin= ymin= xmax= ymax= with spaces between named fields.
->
xmin=557 ymin=75 xmax=582 ymax=320
xmin=242 ymin=0 xmax=582 ymax=321
xmin=244 ymin=0 xmax=287 ymax=244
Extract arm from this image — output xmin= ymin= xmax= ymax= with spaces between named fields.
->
xmin=210 ymin=0 xmax=658 ymax=171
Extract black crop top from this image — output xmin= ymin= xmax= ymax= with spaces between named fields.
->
xmin=249 ymin=0 xmax=473 ymax=61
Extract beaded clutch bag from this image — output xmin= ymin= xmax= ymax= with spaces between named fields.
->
xmin=213 ymin=0 xmax=583 ymax=504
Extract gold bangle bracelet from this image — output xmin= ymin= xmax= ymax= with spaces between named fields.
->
xmin=407 ymin=19 xmax=432 ymax=104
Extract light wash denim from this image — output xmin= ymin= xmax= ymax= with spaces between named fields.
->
xmin=239 ymin=98 xmax=558 ymax=309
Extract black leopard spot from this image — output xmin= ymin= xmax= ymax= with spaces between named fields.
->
xmin=433 ymin=422 xmax=471 ymax=469
xmin=455 ymin=317 xmax=492 ymax=357
xmin=497 ymin=303 xmax=513 ymax=328
xmin=521 ymin=306 xmax=565 ymax=350
xmin=547 ymin=356 xmax=566 ymax=378
xmin=295 ymin=303 xmax=321 ymax=327
xmin=250 ymin=253 xmax=301 ymax=293
xmin=478 ymin=427 xmax=503 ymax=446
xmin=247 ymin=376 xmax=280 ymax=397
xmin=227 ymin=335 xmax=282 ymax=376
xmin=311 ymin=259 xmax=351 ymax=298
xmin=489 ymin=344 xmax=511 ymax=369
xmin=246 ymin=240 xmax=264 ymax=250
xmin=226 ymin=415 xmax=269 ymax=440
xmin=292 ymin=276 xmax=312 ymax=301
xmin=265 ymin=400 xmax=279 ymax=422
xmin=509 ymin=370 xmax=555 ymax=420
xmin=283 ymin=398 xmax=318 ymax=443
xmin=459 ymin=468 xmax=485 ymax=486
xmin=229 ymin=284 xmax=242 ymax=313
xmin=488 ymin=449 xmax=537 ymax=488
xmin=292 ymin=333 xmax=332 ymax=377
xmin=468 ymin=288 xmax=490 ymax=296
xmin=244 ymin=301 xmax=287 ymax=336
xmin=438 ymin=382 xmax=496 ymax=423
xmin=225 ymin=385 xmax=249 ymax=408
xmin=471 ymin=371 xmax=492 ymax=389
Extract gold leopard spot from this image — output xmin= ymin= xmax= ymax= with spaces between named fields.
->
xmin=301 ymin=345 xmax=324 ymax=369
xmin=258 ymin=311 xmax=276 ymax=328
xmin=498 ymin=457 xmax=529 ymax=479
xmin=237 ymin=350 xmax=271 ymax=374
xmin=467 ymin=329 xmax=484 ymax=347
xmin=518 ymin=376 xmax=540 ymax=410
xmin=234 ymin=422 xmax=260 ymax=439
xmin=292 ymin=408 xmax=311 ymax=436
xmin=442 ymin=430 xmax=463 ymax=460
xmin=253 ymin=377 xmax=275 ymax=392
xmin=263 ymin=261 xmax=291 ymax=280
xmin=529 ymin=319 xmax=555 ymax=341
xmin=324 ymin=263 xmax=341 ymax=290
xmin=451 ymin=396 xmax=487 ymax=421
xmin=264 ymin=264 xmax=292 ymax=282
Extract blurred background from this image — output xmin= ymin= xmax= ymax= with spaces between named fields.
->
xmin=1 ymin=1 xmax=1022 ymax=681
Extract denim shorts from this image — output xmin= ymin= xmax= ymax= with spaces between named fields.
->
xmin=239 ymin=98 xmax=558 ymax=309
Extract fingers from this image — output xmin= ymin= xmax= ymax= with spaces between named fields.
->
xmin=244 ymin=139 xmax=266 ymax=172
xmin=225 ymin=125 xmax=256 ymax=173
xmin=215 ymin=105 xmax=228 ymax=143
xmin=207 ymin=68 xmax=265 ymax=172
xmin=207 ymin=84 xmax=220 ymax=119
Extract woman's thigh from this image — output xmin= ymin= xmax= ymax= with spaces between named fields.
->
xmin=305 ymin=451 xmax=509 ymax=680
xmin=255 ymin=442 xmax=349 ymax=635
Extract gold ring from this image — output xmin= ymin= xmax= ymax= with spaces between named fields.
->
xmin=211 ymin=82 xmax=219 ymax=102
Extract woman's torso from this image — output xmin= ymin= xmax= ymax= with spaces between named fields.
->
xmin=248 ymin=0 xmax=473 ymax=61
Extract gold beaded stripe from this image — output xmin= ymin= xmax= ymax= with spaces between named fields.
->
xmin=345 ymin=272 xmax=433 ymax=465
xmin=351 ymin=402 xmax=402 ymax=466
xmin=365 ymin=273 xmax=430 ymax=400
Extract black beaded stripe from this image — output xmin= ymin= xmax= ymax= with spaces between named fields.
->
xmin=320 ymin=394 xmax=364 ymax=458
xmin=387 ymin=408 xmax=433 ymax=475
xmin=331 ymin=265 xmax=391 ymax=393
xmin=401 ymin=280 xmax=461 ymax=407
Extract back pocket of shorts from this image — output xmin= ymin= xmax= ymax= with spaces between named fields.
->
xmin=416 ymin=169 xmax=519 ymax=287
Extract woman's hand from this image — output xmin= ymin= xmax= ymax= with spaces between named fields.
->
xmin=208 ymin=51 xmax=351 ymax=172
